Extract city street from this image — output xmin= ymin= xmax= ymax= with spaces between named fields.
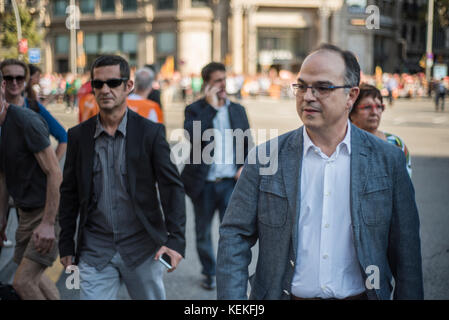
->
xmin=0 ymin=96 xmax=448 ymax=299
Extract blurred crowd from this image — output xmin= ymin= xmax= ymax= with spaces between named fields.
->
xmin=33 ymin=68 xmax=449 ymax=112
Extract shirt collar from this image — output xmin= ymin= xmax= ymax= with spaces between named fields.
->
xmin=211 ymin=98 xmax=231 ymax=111
xmin=303 ymin=120 xmax=352 ymax=158
xmin=94 ymin=108 xmax=128 ymax=139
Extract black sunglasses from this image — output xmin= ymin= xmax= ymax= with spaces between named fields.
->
xmin=91 ymin=78 xmax=128 ymax=89
xmin=3 ymin=75 xmax=26 ymax=83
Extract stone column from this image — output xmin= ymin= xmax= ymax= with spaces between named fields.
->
xmin=213 ymin=19 xmax=221 ymax=62
xmin=319 ymin=6 xmax=331 ymax=44
xmin=231 ymin=2 xmax=243 ymax=74
xmin=246 ymin=5 xmax=258 ymax=75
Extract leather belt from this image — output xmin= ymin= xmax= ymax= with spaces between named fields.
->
xmin=291 ymin=292 xmax=368 ymax=301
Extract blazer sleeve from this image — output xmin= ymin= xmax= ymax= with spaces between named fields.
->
xmin=216 ymin=147 xmax=260 ymax=299
xmin=183 ymin=101 xmax=217 ymax=143
xmin=151 ymin=124 xmax=187 ymax=257
xmin=58 ymin=127 xmax=80 ymax=258
xmin=388 ymin=150 xmax=424 ymax=299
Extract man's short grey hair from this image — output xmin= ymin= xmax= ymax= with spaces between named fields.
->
xmin=313 ymin=43 xmax=361 ymax=90
xmin=134 ymin=67 xmax=155 ymax=92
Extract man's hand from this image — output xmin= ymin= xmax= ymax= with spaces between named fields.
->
xmin=154 ymin=246 xmax=183 ymax=273
xmin=205 ymin=84 xmax=220 ymax=108
xmin=32 ymin=221 xmax=55 ymax=254
xmin=60 ymin=256 xmax=74 ymax=270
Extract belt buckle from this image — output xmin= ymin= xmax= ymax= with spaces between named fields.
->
xmin=215 ymin=178 xmax=223 ymax=183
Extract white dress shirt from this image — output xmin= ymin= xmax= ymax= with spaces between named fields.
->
xmin=207 ymin=99 xmax=237 ymax=181
xmin=291 ymin=121 xmax=365 ymax=299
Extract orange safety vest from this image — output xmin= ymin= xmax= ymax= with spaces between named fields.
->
xmin=126 ymin=98 xmax=164 ymax=124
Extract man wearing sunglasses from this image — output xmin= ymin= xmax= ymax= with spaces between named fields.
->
xmin=0 ymin=70 xmax=63 ymax=300
xmin=0 ymin=59 xmax=67 ymax=161
xmin=217 ymin=44 xmax=423 ymax=300
xmin=59 ymin=55 xmax=186 ymax=300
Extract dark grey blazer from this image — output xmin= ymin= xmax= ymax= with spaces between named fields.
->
xmin=217 ymin=124 xmax=423 ymax=300
xmin=181 ymin=98 xmax=252 ymax=199
xmin=59 ymin=109 xmax=186 ymax=264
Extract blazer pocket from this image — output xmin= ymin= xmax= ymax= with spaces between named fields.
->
xmin=258 ymin=179 xmax=288 ymax=227
xmin=361 ymin=176 xmax=392 ymax=225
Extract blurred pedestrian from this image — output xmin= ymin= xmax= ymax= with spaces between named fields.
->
xmin=181 ymin=62 xmax=253 ymax=290
xmin=59 ymin=55 xmax=186 ymax=300
xmin=0 ymin=59 xmax=67 ymax=161
xmin=350 ymin=83 xmax=412 ymax=177
xmin=435 ymin=79 xmax=446 ymax=112
xmin=26 ymin=64 xmax=42 ymax=102
xmin=144 ymin=64 xmax=164 ymax=111
xmin=0 ymin=69 xmax=62 ymax=300
xmin=128 ymin=67 xmax=163 ymax=123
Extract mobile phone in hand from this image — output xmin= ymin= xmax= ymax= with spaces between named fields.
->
xmin=159 ymin=254 xmax=172 ymax=269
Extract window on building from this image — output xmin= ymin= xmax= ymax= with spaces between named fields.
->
xmin=101 ymin=0 xmax=115 ymax=13
xmin=101 ymin=33 xmax=120 ymax=52
xmin=191 ymin=0 xmax=208 ymax=8
xmin=54 ymin=0 xmax=68 ymax=16
xmin=156 ymin=32 xmax=176 ymax=54
xmin=122 ymin=33 xmax=138 ymax=53
xmin=80 ymin=0 xmax=95 ymax=14
xmin=85 ymin=34 xmax=99 ymax=54
xmin=346 ymin=0 xmax=366 ymax=13
xmin=55 ymin=35 xmax=69 ymax=54
xmin=57 ymin=59 xmax=69 ymax=73
xmin=157 ymin=0 xmax=174 ymax=10
xmin=123 ymin=0 xmax=137 ymax=11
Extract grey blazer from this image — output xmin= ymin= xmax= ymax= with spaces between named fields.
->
xmin=216 ymin=124 xmax=423 ymax=300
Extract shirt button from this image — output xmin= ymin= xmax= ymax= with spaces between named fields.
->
xmin=324 ymin=223 xmax=330 ymax=228
xmin=325 ymin=192 xmax=331 ymax=196
xmin=321 ymin=286 xmax=326 ymax=290
xmin=323 ymin=255 xmax=328 ymax=260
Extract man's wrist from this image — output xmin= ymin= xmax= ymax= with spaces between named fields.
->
xmin=41 ymin=216 xmax=56 ymax=225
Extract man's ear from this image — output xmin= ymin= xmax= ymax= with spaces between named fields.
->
xmin=126 ymin=79 xmax=134 ymax=94
xmin=347 ymin=86 xmax=360 ymax=110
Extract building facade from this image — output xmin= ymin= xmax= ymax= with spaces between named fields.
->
xmin=2 ymin=0 xmax=448 ymax=76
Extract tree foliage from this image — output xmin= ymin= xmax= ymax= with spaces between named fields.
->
xmin=0 ymin=4 xmax=43 ymax=61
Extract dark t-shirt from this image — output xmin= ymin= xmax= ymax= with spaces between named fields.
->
xmin=0 ymin=105 xmax=50 ymax=208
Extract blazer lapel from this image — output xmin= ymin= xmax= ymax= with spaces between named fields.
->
xmin=280 ymin=127 xmax=303 ymax=259
xmin=80 ymin=117 xmax=96 ymax=202
xmin=125 ymin=110 xmax=142 ymax=198
xmin=350 ymin=124 xmax=371 ymax=229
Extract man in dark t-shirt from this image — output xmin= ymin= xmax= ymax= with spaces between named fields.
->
xmin=0 ymin=71 xmax=63 ymax=300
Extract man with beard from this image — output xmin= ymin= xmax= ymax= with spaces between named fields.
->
xmin=181 ymin=62 xmax=252 ymax=290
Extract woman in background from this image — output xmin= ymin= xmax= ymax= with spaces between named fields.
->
xmin=350 ymin=83 xmax=412 ymax=177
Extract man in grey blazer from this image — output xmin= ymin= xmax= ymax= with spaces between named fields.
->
xmin=216 ymin=44 xmax=423 ymax=300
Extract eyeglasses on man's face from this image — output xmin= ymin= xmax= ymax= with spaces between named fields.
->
xmin=291 ymin=82 xmax=353 ymax=99
xmin=356 ymin=103 xmax=385 ymax=113
xmin=91 ymin=78 xmax=128 ymax=89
